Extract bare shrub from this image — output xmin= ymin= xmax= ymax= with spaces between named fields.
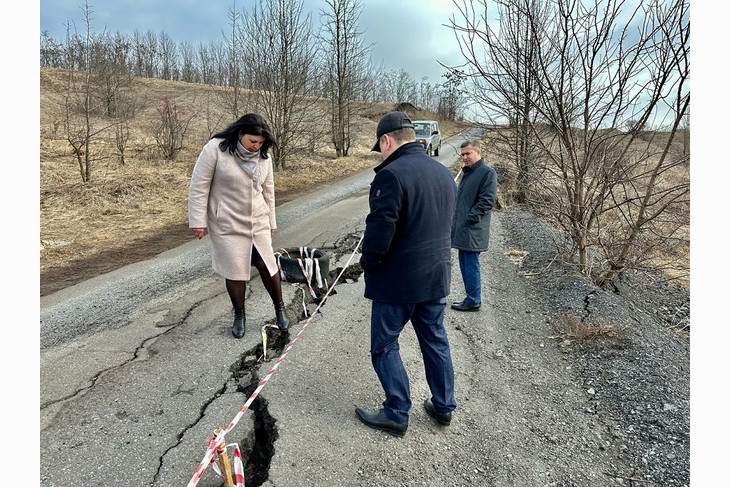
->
xmin=153 ymin=97 xmax=195 ymax=160
xmin=555 ymin=313 xmax=627 ymax=342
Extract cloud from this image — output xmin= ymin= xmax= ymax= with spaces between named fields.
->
xmin=40 ymin=0 xmax=465 ymax=84
xmin=359 ymin=0 xmax=463 ymax=83
xmin=40 ymin=0 xmax=230 ymax=44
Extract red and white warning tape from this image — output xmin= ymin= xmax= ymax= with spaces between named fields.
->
xmin=276 ymin=247 xmax=324 ymax=292
xmin=233 ymin=443 xmax=245 ymax=486
xmin=187 ymin=234 xmax=364 ymax=487
xmin=274 ymin=249 xmax=289 ymax=282
xmin=209 ymin=442 xmax=245 ymax=487
xmin=297 ymin=257 xmax=318 ymax=298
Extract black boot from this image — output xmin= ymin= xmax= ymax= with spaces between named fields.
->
xmin=232 ymin=308 xmax=246 ymax=338
xmin=275 ymin=301 xmax=290 ymax=330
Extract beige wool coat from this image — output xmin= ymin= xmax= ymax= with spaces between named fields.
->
xmin=188 ymin=138 xmax=278 ymax=281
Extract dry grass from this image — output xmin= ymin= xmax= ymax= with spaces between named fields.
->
xmin=39 ymin=68 xmax=467 ymax=295
xmin=554 ymin=313 xmax=628 ymax=342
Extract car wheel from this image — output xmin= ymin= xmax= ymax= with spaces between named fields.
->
xmin=434 ymin=143 xmax=440 ymax=156
xmin=427 ymin=145 xmax=433 ymax=157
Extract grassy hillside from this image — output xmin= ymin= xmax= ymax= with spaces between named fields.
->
xmin=40 ymin=68 xmax=469 ymax=295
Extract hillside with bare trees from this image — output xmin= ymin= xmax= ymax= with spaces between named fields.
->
xmin=39 ymin=66 xmax=470 ymax=296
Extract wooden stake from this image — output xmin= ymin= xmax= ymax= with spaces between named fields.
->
xmin=213 ymin=428 xmax=235 ymax=487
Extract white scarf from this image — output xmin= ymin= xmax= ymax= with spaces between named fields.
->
xmin=234 ymin=141 xmax=262 ymax=191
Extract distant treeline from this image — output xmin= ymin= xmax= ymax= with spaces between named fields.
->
xmin=39 ymin=28 xmax=464 ymax=119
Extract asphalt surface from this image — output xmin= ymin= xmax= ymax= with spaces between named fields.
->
xmin=39 ymin=129 xmax=489 ymax=487
xmin=39 ymin=125 xmax=691 ymax=486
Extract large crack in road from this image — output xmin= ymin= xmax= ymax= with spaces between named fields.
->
xmin=207 ymin=234 xmax=365 ymax=487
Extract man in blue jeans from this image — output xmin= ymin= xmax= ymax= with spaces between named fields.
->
xmin=451 ymin=140 xmax=498 ymax=311
xmin=355 ymin=111 xmax=457 ymax=437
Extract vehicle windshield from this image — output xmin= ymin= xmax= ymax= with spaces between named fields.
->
xmin=414 ymin=124 xmax=431 ymax=136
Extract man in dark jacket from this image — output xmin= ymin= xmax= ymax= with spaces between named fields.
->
xmin=451 ymin=140 xmax=498 ymax=311
xmin=355 ymin=111 xmax=458 ymax=437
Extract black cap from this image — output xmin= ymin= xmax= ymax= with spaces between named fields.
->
xmin=371 ymin=111 xmax=414 ymax=152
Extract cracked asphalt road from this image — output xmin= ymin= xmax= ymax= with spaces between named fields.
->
xmin=39 ymin=157 xmax=378 ymax=487
xmin=39 ymin=129 xmax=483 ymax=486
xmin=39 ymin=126 xmax=689 ymax=486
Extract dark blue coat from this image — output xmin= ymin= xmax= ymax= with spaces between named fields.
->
xmin=360 ymin=142 xmax=457 ymax=304
xmin=451 ymin=159 xmax=498 ymax=252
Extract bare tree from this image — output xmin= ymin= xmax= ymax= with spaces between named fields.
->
xmin=196 ymin=40 xmax=228 ymax=86
xmin=437 ymin=69 xmax=467 ymax=120
xmin=210 ymin=40 xmax=229 ymax=88
xmin=371 ymin=68 xmax=424 ymax=106
xmin=153 ymin=97 xmax=196 ymax=160
xmin=680 ymin=110 xmax=689 ymax=157
xmin=394 ymin=69 xmax=417 ymax=104
xmin=239 ymin=0 xmax=320 ymax=169
xmin=110 ymin=79 xmax=138 ymax=166
xmin=86 ymin=30 xmax=137 ymax=166
xmin=447 ymin=0 xmax=547 ymax=201
xmin=371 ymin=65 xmax=392 ymax=103
xmin=448 ymin=0 xmax=690 ymax=285
xmin=373 ymin=67 xmax=401 ymax=103
xmin=179 ymin=41 xmax=199 ymax=83
xmin=418 ymin=77 xmax=440 ymax=112
xmin=41 ymin=30 xmax=65 ymax=67
xmin=222 ymin=2 xmax=243 ymax=119
xmin=319 ymin=0 xmax=373 ymax=157
xmin=196 ymin=42 xmax=213 ymax=85
xmin=62 ymin=3 xmax=115 ymax=182
xmin=133 ymin=29 xmax=159 ymax=78
xmin=113 ymin=99 xmax=134 ymax=165
xmin=131 ymin=29 xmax=145 ymax=77
xmin=91 ymin=30 xmax=132 ymax=117
xmin=158 ymin=31 xmax=178 ymax=80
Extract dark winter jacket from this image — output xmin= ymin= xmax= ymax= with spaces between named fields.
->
xmin=451 ymin=159 xmax=498 ymax=252
xmin=360 ymin=142 xmax=457 ymax=304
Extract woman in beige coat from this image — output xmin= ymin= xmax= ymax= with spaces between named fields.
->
xmin=188 ymin=113 xmax=289 ymax=338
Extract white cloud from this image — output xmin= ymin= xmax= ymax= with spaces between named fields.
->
xmin=358 ymin=0 xmax=464 ymax=82
xmin=40 ymin=0 xmax=466 ymax=84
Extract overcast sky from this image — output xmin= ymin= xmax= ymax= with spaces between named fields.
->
xmin=39 ymin=0 xmax=467 ymax=85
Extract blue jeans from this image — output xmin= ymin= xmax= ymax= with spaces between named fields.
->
xmin=458 ymin=250 xmax=481 ymax=305
xmin=370 ymin=298 xmax=456 ymax=424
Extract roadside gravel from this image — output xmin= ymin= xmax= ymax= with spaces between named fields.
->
xmin=491 ymin=208 xmax=690 ymax=486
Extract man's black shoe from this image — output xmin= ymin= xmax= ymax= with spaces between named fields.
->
xmin=451 ymin=301 xmax=481 ymax=312
xmin=355 ymin=407 xmax=408 ymax=437
xmin=424 ymin=399 xmax=452 ymax=426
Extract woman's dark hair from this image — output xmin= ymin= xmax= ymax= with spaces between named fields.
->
xmin=213 ymin=113 xmax=276 ymax=159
